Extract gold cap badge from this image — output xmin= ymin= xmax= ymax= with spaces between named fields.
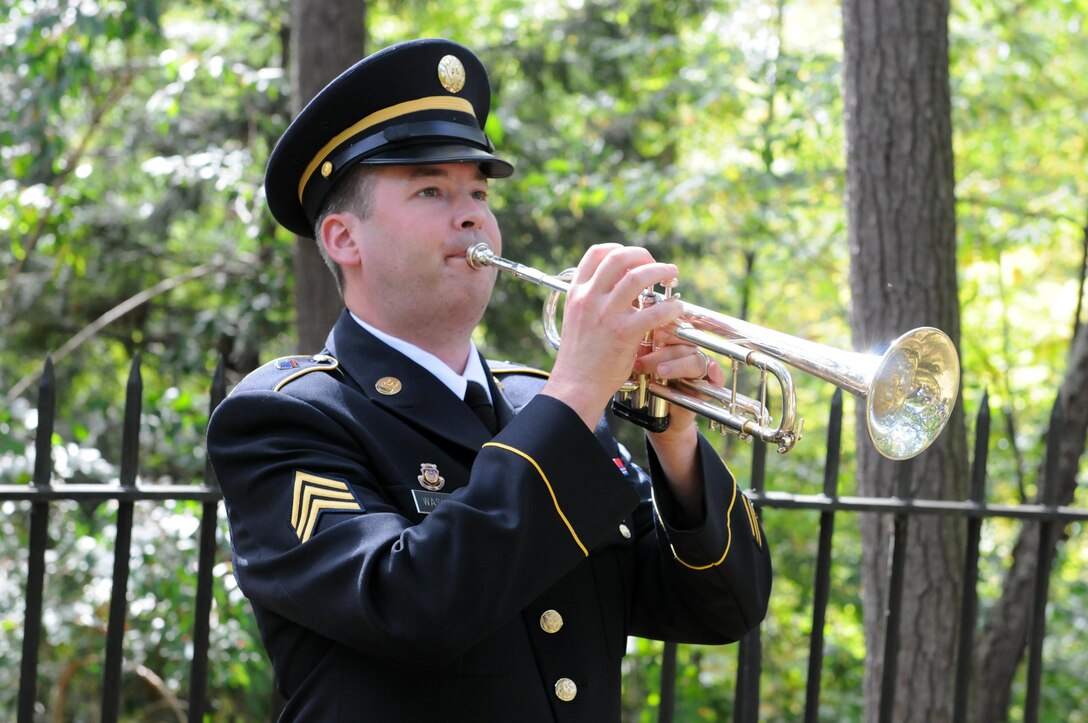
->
xmin=418 ymin=463 xmax=445 ymax=491
xmin=437 ymin=55 xmax=466 ymax=93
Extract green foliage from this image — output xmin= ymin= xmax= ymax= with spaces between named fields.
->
xmin=2 ymin=0 xmax=1087 ymax=719
xmin=952 ymin=0 xmax=1088 ymax=499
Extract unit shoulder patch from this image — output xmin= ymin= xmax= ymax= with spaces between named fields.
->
xmin=271 ymin=354 xmax=340 ymax=392
xmin=290 ymin=470 xmax=363 ymax=543
xmin=231 ymin=354 xmax=342 ymax=395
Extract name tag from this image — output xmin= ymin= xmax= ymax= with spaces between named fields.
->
xmin=412 ymin=488 xmax=450 ymax=515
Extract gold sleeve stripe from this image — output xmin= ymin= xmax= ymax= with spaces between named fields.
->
xmin=298 ymin=498 xmax=362 ymax=543
xmin=669 ymin=478 xmax=737 ymax=571
xmin=741 ymin=494 xmax=753 ymax=539
xmin=482 ymin=442 xmax=588 ymax=557
xmin=742 ymin=494 xmax=762 ymax=547
xmin=291 ymin=471 xmax=351 ymax=526
xmin=297 ymin=95 xmax=476 ymax=202
xmin=293 ymin=484 xmax=356 ymax=529
xmin=291 ymin=471 xmax=362 ymax=543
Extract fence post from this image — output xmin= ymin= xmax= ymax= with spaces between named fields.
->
xmin=17 ymin=356 xmax=55 ymax=723
xmin=804 ymin=389 xmax=843 ymax=723
xmin=734 ymin=438 xmax=766 ymax=723
xmin=1024 ymin=396 xmax=1064 ymax=723
xmin=101 ymin=354 xmax=142 ymax=722
xmin=953 ymin=391 xmax=990 ymax=723
xmin=877 ymin=462 xmax=913 ymax=723
xmin=188 ymin=358 xmax=227 ymax=722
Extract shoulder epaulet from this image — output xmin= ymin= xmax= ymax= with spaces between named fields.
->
xmin=488 ymin=360 xmax=550 ymax=379
xmin=233 ymin=354 xmax=340 ymax=394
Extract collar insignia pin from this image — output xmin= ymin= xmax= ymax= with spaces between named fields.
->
xmin=375 ymin=376 xmax=402 ymax=395
xmin=418 ymin=463 xmax=445 ymax=491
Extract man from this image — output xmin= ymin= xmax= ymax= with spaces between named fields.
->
xmin=207 ymin=38 xmax=771 ymax=721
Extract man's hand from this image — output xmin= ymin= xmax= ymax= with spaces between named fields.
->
xmin=635 ymin=332 xmax=727 ymax=523
xmin=539 ymin=245 xmax=728 ymax=523
xmin=541 ymin=244 xmax=683 ymax=429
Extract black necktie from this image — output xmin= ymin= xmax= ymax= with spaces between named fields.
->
xmin=464 ymin=381 xmax=498 ymax=434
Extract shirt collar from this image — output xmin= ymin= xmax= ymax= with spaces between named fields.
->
xmin=349 ymin=312 xmax=491 ymax=402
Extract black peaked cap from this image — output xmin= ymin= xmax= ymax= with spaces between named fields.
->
xmin=265 ymin=38 xmax=514 ymax=238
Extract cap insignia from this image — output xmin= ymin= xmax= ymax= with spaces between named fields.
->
xmin=437 ymin=55 xmax=466 ymax=93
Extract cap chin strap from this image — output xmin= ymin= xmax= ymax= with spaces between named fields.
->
xmin=299 ymin=120 xmax=495 ymax=220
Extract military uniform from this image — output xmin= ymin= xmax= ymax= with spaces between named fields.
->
xmin=207 ymin=312 xmax=771 ymax=721
xmin=210 ymin=37 xmax=771 ymax=720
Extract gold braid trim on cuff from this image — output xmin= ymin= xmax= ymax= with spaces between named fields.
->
xmin=657 ymin=476 xmax=737 ymax=571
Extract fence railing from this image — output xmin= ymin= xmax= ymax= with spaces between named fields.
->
xmin=3 ymin=357 xmax=1086 ymax=722
xmin=3 ymin=356 xmax=225 ymax=723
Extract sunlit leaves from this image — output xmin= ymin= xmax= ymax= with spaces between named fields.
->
xmin=3 ymin=0 xmax=1087 ymax=718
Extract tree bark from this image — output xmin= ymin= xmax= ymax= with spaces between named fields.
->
xmin=290 ymin=0 xmax=367 ymax=352
xmin=970 ymin=318 xmax=1088 ymax=722
xmin=842 ymin=1 xmax=969 ymax=720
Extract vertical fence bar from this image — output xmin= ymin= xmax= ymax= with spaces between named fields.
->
xmin=734 ymin=438 xmax=766 ymax=723
xmin=657 ymin=640 xmax=677 ymax=723
xmin=877 ymin=474 xmax=910 ymax=723
xmin=953 ymin=392 xmax=990 ymax=723
xmin=803 ymin=389 xmax=843 ymax=723
xmin=18 ymin=357 xmax=55 ymax=723
xmin=101 ymin=354 xmax=142 ymax=723
xmin=188 ymin=359 xmax=227 ymax=723
xmin=1024 ymin=397 xmax=1063 ymax=723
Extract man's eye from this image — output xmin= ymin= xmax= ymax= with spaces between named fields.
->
xmin=472 ymin=190 xmax=489 ymax=201
xmin=417 ymin=187 xmax=439 ymax=197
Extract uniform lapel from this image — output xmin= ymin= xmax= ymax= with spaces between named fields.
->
xmin=485 ymin=363 xmax=517 ymax=430
xmin=325 ymin=311 xmax=498 ymax=452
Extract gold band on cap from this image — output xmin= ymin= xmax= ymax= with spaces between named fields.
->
xmin=297 ymin=95 xmax=476 ymax=203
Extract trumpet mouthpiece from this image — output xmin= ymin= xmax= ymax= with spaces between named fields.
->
xmin=466 ymin=242 xmax=494 ymax=270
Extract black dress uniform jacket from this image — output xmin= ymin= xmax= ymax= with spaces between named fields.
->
xmin=207 ymin=310 xmax=772 ymax=722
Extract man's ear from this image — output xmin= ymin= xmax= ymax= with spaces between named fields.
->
xmin=320 ymin=212 xmax=362 ymax=268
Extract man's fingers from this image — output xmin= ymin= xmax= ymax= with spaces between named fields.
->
xmin=637 ymin=345 xmax=727 ymax=385
xmin=571 ymin=243 xmax=624 ymax=285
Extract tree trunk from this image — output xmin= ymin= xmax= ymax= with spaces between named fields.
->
xmin=290 ymin=0 xmax=367 ymax=352
xmin=970 ymin=315 xmax=1088 ymax=722
xmin=842 ymin=1 xmax=969 ymax=720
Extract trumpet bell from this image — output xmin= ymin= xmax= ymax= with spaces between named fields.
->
xmin=867 ymin=327 xmax=960 ymax=460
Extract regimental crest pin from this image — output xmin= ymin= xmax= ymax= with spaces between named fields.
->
xmin=417 ymin=463 xmax=445 ymax=491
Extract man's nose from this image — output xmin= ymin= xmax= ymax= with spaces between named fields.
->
xmin=454 ymin=196 xmax=484 ymax=230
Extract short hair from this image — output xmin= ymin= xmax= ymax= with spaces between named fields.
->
xmin=313 ymin=165 xmax=379 ymax=295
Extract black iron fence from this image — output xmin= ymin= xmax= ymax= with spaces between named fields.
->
xmin=3 ymin=357 xmax=1086 ymax=722
xmin=3 ymin=357 xmax=225 ymax=723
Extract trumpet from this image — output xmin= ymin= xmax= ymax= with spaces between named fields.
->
xmin=466 ymin=243 xmax=960 ymax=460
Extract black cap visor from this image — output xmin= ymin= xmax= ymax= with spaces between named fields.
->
xmin=363 ymin=142 xmax=514 ymax=178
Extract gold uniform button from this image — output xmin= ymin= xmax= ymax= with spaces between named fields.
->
xmin=619 ymin=523 xmax=632 ymax=539
xmin=539 ymin=609 xmax=564 ymax=634
xmin=555 ymin=677 xmax=578 ymax=702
